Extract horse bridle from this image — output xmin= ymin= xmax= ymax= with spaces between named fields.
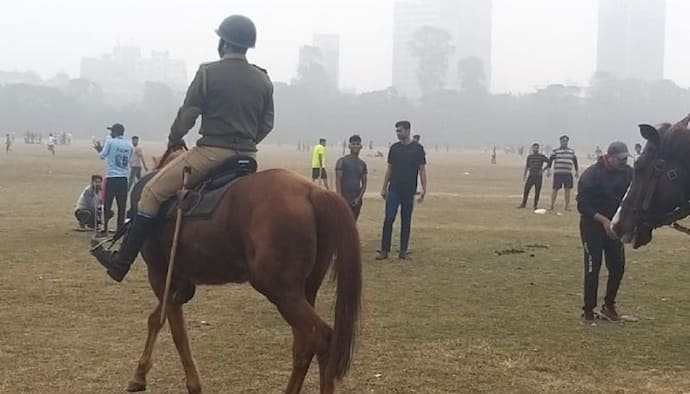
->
xmin=635 ymin=149 xmax=690 ymax=234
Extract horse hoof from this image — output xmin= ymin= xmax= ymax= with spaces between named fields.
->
xmin=126 ymin=381 xmax=147 ymax=392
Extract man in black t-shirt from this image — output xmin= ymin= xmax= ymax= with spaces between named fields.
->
xmin=518 ymin=143 xmax=549 ymax=209
xmin=376 ymin=120 xmax=427 ymax=260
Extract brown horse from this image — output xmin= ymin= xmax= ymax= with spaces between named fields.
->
xmin=613 ymin=114 xmax=690 ymax=247
xmin=122 ymin=148 xmax=361 ymax=393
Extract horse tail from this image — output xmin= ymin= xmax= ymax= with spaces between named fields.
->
xmin=309 ymin=188 xmax=362 ymax=381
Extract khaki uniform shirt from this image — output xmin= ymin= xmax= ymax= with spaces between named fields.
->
xmin=170 ymin=53 xmax=274 ymax=152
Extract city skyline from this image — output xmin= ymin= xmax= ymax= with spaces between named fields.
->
xmin=1 ymin=0 xmax=689 ymax=94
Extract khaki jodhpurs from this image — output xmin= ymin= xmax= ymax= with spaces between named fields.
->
xmin=138 ymin=146 xmax=255 ymax=216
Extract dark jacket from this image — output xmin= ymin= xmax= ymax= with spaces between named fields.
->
xmin=576 ymin=157 xmax=633 ymax=221
xmin=169 ymin=53 xmax=274 ymax=152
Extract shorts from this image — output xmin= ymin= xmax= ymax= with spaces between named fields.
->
xmin=311 ymin=168 xmax=327 ymax=179
xmin=553 ymin=173 xmax=574 ymax=190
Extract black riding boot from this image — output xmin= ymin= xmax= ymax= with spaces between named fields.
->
xmin=91 ymin=215 xmax=156 ymax=282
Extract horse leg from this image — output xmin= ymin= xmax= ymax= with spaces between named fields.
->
xmin=275 ymin=294 xmax=334 ymax=394
xmin=314 ymin=323 xmax=334 ymax=394
xmin=283 ymin=283 xmax=325 ymax=394
xmin=127 ymin=304 xmax=164 ymax=392
xmin=166 ymin=304 xmax=202 ymax=394
xmin=284 ymin=327 xmax=314 ymax=394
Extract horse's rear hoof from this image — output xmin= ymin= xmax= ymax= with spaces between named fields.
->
xmin=127 ymin=381 xmax=147 ymax=392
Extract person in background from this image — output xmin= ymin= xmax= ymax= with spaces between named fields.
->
xmin=47 ymin=133 xmax=56 ymax=156
xmin=129 ymin=136 xmax=148 ymax=189
xmin=576 ymin=141 xmax=633 ymax=326
xmin=94 ymin=123 xmax=133 ymax=235
xmin=633 ymin=143 xmax=642 ymax=161
xmin=5 ymin=133 xmax=11 ymax=153
xmin=491 ymin=146 xmax=497 ymax=164
xmin=546 ymin=135 xmax=579 ymax=211
xmin=518 ymin=143 xmax=549 ymax=209
xmin=335 ymin=134 xmax=368 ymax=221
xmin=311 ymin=137 xmax=329 ymax=190
xmin=74 ymin=175 xmax=112 ymax=229
xmin=377 ymin=120 xmax=427 ymax=261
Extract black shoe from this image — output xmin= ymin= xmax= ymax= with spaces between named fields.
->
xmin=581 ymin=309 xmax=596 ymax=326
xmin=91 ymin=215 xmax=156 ymax=282
xmin=516 ymin=205 xmax=526 ymax=209
xmin=398 ymin=251 xmax=409 ymax=260
xmin=375 ymin=251 xmax=389 ymax=261
xmin=92 ymin=247 xmax=129 ymax=282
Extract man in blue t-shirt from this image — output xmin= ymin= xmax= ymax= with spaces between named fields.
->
xmin=94 ymin=123 xmax=133 ymax=235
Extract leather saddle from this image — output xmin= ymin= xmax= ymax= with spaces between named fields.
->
xmin=129 ymin=155 xmax=258 ymax=220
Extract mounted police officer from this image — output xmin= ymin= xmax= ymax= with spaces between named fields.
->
xmin=92 ymin=15 xmax=275 ymax=282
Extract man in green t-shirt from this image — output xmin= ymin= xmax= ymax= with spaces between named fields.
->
xmin=311 ymin=138 xmax=329 ymax=190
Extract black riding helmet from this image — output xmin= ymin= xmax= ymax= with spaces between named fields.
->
xmin=216 ymin=15 xmax=257 ymax=49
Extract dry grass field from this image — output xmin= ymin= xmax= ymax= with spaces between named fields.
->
xmin=2 ymin=141 xmax=690 ymax=393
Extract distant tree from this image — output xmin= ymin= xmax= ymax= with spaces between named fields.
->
xmin=457 ymin=56 xmax=487 ymax=94
xmin=293 ymin=45 xmax=334 ymax=95
xmin=64 ymin=78 xmax=103 ymax=106
xmin=409 ymin=26 xmax=454 ymax=96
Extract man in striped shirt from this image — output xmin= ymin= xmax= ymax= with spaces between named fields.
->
xmin=546 ymin=135 xmax=579 ymax=211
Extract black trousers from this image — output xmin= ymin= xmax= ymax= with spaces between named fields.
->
xmin=104 ymin=177 xmax=128 ymax=233
xmin=521 ymin=175 xmax=543 ymax=208
xmin=580 ymin=219 xmax=625 ymax=311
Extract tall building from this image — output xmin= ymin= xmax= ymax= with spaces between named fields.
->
xmin=597 ymin=0 xmax=666 ymax=81
xmin=393 ymin=0 xmax=493 ymax=98
xmin=312 ymin=34 xmax=340 ymax=87
xmin=81 ymin=46 xmax=187 ymax=103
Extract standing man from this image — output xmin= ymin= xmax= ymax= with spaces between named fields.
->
xmin=576 ymin=142 xmax=633 ymax=325
xmin=311 ymin=137 xmax=329 ymax=190
xmin=129 ymin=136 xmax=148 ymax=189
xmin=547 ymin=135 xmax=579 ymax=211
xmin=95 ymin=123 xmax=133 ymax=235
xmin=335 ymin=134 xmax=368 ymax=221
xmin=5 ymin=133 xmax=11 ymax=153
xmin=518 ymin=143 xmax=549 ymax=209
xmin=491 ymin=146 xmax=497 ymax=164
xmin=47 ymin=133 xmax=56 ymax=156
xmin=91 ymin=15 xmax=274 ymax=283
xmin=377 ymin=120 xmax=427 ymax=260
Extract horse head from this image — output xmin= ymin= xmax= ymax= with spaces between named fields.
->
xmin=613 ymin=114 xmax=690 ymax=248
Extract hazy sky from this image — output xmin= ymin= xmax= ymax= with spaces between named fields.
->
xmin=1 ymin=0 xmax=688 ymax=93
